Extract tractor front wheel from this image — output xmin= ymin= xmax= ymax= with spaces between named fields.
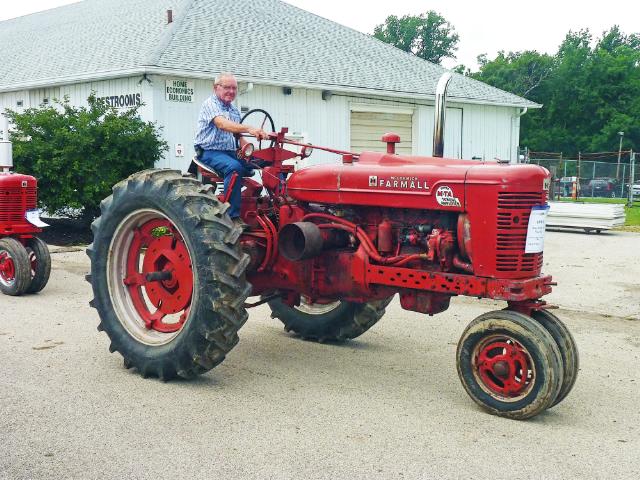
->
xmin=25 ymin=236 xmax=51 ymax=294
xmin=530 ymin=309 xmax=579 ymax=407
xmin=0 ymin=237 xmax=31 ymax=296
xmin=88 ymin=169 xmax=251 ymax=380
xmin=268 ymin=295 xmax=393 ymax=342
xmin=456 ymin=310 xmax=563 ymax=420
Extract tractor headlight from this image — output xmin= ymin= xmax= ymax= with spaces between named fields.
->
xmin=301 ymin=145 xmax=313 ymax=159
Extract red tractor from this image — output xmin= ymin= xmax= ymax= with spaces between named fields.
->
xmin=88 ymin=74 xmax=578 ymax=420
xmin=0 ymin=116 xmax=51 ymax=296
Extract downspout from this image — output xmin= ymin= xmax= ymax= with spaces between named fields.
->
xmin=511 ymin=107 xmax=528 ymax=163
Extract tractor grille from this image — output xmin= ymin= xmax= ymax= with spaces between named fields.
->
xmin=495 ymin=191 xmax=546 ymax=273
xmin=0 ymin=186 xmax=37 ymax=223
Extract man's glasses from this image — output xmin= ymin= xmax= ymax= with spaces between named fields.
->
xmin=216 ymin=84 xmax=237 ymax=91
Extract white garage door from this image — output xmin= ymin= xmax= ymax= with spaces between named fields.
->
xmin=350 ymin=111 xmax=413 ymax=155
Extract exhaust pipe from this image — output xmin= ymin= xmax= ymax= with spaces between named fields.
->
xmin=279 ymin=222 xmax=349 ymax=261
xmin=0 ymin=113 xmax=13 ymax=172
xmin=432 ymin=72 xmax=453 ymax=158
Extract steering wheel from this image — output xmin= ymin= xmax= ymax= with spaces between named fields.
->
xmin=238 ymin=109 xmax=276 ymax=151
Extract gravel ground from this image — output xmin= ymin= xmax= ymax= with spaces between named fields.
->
xmin=1 ymin=230 xmax=639 ymax=479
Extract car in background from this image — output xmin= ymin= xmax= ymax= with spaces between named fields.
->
xmin=583 ymin=178 xmax=619 ymax=198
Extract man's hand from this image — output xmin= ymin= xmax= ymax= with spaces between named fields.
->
xmin=247 ymin=127 xmax=269 ymax=140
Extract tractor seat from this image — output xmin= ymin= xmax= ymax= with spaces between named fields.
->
xmin=188 ymin=157 xmax=256 ymax=180
xmin=188 ymin=157 xmax=224 ymax=180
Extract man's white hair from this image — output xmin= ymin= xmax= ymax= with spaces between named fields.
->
xmin=214 ymin=72 xmax=236 ymax=85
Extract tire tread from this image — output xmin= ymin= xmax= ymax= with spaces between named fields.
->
xmin=88 ymin=168 xmax=250 ymax=380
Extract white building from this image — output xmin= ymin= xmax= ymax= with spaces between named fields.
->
xmin=0 ymin=0 xmax=539 ymax=169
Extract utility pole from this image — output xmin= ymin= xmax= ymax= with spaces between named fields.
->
xmin=616 ymin=131 xmax=624 ymax=180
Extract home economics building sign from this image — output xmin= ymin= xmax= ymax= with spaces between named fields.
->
xmin=166 ymin=79 xmax=195 ymax=103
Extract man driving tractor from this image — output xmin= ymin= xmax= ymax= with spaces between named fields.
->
xmin=194 ymin=72 xmax=269 ymax=225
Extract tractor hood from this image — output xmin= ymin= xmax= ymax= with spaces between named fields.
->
xmin=286 ymin=151 xmax=549 ymax=211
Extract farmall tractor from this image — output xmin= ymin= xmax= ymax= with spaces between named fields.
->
xmin=0 ymin=115 xmax=51 ymax=296
xmin=88 ymin=74 xmax=578 ymax=419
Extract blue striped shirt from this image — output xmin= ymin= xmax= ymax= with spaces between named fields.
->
xmin=194 ymin=95 xmax=241 ymax=150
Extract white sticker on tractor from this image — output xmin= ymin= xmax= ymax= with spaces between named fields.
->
xmin=25 ymin=209 xmax=49 ymax=228
xmin=435 ymin=186 xmax=461 ymax=207
xmin=525 ymin=205 xmax=550 ymax=253
xmin=369 ymin=175 xmax=378 ymax=187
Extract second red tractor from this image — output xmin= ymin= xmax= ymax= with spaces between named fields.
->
xmin=0 ymin=115 xmax=51 ymax=297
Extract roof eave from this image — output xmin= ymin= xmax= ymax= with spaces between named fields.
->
xmin=0 ymin=68 xmax=148 ymax=94
xmin=0 ymin=66 xmax=542 ymax=109
xmin=148 ymin=67 xmax=541 ymax=109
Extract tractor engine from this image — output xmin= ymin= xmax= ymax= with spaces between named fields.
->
xmin=286 ymin=153 xmax=549 ymax=281
xmin=244 ymin=151 xmax=551 ymax=316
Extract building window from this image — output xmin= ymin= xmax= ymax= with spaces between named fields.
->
xmin=16 ymin=100 xmax=24 ymax=107
xmin=42 ymin=98 xmax=49 ymax=105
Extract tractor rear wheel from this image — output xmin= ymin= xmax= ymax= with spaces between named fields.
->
xmin=25 ymin=236 xmax=51 ymax=294
xmin=456 ymin=310 xmax=563 ymax=420
xmin=268 ymin=295 xmax=393 ymax=342
xmin=0 ymin=237 xmax=31 ymax=296
xmin=88 ymin=169 xmax=251 ymax=380
xmin=530 ymin=309 xmax=579 ymax=407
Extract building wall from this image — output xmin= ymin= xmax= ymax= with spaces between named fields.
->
xmin=152 ymin=77 xmax=522 ymax=170
xmin=0 ymin=78 xmax=154 ymax=120
xmin=1 ymin=75 xmax=522 ymax=171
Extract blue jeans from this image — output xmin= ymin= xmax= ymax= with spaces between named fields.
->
xmin=200 ymin=149 xmax=252 ymax=218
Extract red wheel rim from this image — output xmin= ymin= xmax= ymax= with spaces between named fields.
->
xmin=0 ymin=251 xmax=16 ymax=284
xmin=121 ymin=219 xmax=194 ymax=334
xmin=473 ymin=335 xmax=535 ymax=401
xmin=107 ymin=209 xmax=195 ymax=345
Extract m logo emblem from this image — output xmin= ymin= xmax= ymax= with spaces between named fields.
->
xmin=369 ymin=176 xmax=378 ymax=187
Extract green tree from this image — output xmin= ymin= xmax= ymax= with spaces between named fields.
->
xmin=471 ymin=50 xmax=557 ymax=152
xmin=373 ymin=11 xmax=459 ymax=65
xmin=7 ymin=94 xmax=167 ymax=222
xmin=470 ymin=27 xmax=640 ymax=156
xmin=473 ymin=51 xmax=555 ymax=98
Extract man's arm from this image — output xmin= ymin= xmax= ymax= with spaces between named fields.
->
xmin=213 ymin=116 xmax=269 ymax=140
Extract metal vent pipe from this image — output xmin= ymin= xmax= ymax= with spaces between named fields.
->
xmin=0 ymin=113 xmax=13 ymax=172
xmin=432 ymin=72 xmax=453 ymax=158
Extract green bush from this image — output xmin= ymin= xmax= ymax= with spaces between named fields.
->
xmin=6 ymin=94 xmax=167 ymax=222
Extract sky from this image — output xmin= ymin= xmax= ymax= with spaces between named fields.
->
xmin=1 ymin=0 xmax=639 ymax=70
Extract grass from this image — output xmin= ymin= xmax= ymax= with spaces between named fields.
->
xmin=554 ymin=196 xmax=640 ymax=229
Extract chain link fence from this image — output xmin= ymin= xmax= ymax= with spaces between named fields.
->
xmin=523 ymin=150 xmax=637 ymax=203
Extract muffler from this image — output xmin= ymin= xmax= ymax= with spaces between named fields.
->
xmin=279 ymin=222 xmax=349 ymax=261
